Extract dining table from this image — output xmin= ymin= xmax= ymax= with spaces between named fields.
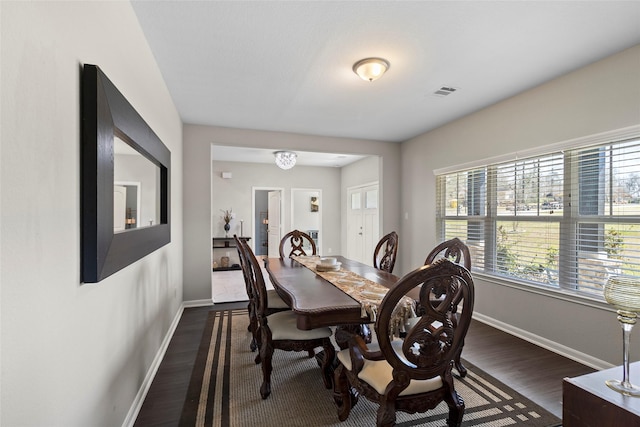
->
xmin=264 ymin=255 xmax=404 ymax=348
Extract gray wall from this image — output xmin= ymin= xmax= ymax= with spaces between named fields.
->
xmin=400 ymin=44 xmax=640 ymax=368
xmin=183 ymin=125 xmax=401 ymax=302
xmin=1 ymin=2 xmax=183 ymax=426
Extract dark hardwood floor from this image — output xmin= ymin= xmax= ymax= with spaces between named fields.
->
xmin=134 ymin=303 xmax=595 ymax=426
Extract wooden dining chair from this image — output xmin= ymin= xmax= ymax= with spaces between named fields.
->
xmin=239 ymin=238 xmax=335 ymax=399
xmin=234 ymin=235 xmax=289 ymax=353
xmin=333 ymin=259 xmax=475 ymax=427
xmin=279 ymin=229 xmax=317 ymax=259
xmin=424 ymin=237 xmax=471 ymax=270
xmin=276 ymin=229 xmax=319 ymax=358
xmin=373 ymin=231 xmax=399 ymax=273
xmin=424 ymin=237 xmax=471 ymax=377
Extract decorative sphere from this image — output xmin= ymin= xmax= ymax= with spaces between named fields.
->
xmin=605 ymin=276 xmax=640 ymax=313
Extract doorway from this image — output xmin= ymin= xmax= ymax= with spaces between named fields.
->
xmin=252 ymin=187 xmax=284 ymax=257
xmin=114 ymin=181 xmax=141 ymax=231
xmin=346 ymin=183 xmax=379 ymax=265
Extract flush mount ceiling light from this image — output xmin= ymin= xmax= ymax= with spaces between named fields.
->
xmin=352 ymin=57 xmax=390 ymax=82
xmin=274 ymin=151 xmax=297 ymax=170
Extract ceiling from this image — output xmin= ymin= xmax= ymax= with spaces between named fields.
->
xmin=211 ymin=146 xmax=366 ymax=168
xmin=131 ymin=1 xmax=640 ymax=166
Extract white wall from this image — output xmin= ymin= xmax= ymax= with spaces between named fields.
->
xmin=1 ymin=3 xmax=183 ymax=426
xmin=184 ymin=125 xmax=401 ymax=301
xmin=401 ymin=44 xmax=640 ymax=367
xmin=291 ymin=189 xmax=321 ymax=245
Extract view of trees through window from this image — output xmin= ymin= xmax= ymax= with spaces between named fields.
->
xmin=437 ymin=137 xmax=640 ymax=297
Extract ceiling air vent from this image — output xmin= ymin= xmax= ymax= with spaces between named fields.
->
xmin=433 ymin=86 xmax=458 ymax=97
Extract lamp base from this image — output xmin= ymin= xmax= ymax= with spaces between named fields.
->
xmin=605 ymin=379 xmax=640 ymax=397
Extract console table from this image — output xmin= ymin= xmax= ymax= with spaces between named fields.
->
xmin=212 ymin=237 xmax=251 ymax=271
xmin=563 ymin=362 xmax=640 ymax=426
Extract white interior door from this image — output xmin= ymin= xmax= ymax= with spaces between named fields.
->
xmin=347 ymin=184 xmax=379 ymax=265
xmin=267 ymin=191 xmax=281 ymax=258
xmin=362 ymin=185 xmax=379 ymax=260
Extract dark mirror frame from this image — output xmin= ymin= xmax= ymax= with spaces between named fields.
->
xmin=82 ymin=64 xmax=171 ymax=283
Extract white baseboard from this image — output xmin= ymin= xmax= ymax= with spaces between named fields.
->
xmin=183 ymin=298 xmax=214 ymax=308
xmin=121 ymin=303 xmax=185 ymax=427
xmin=473 ymin=312 xmax=613 ymax=371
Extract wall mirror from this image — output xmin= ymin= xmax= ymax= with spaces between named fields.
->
xmin=82 ymin=64 xmax=171 ymax=283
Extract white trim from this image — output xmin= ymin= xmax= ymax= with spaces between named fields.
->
xmin=472 ymin=312 xmax=612 ymax=371
xmin=433 ymin=124 xmax=640 ymax=175
xmin=122 ymin=303 xmax=185 ymax=427
xmin=184 ymin=299 xmax=215 ymax=308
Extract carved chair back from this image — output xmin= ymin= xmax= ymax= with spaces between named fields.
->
xmin=377 ymin=259 xmax=474 ymax=379
xmin=334 ymin=259 xmax=475 ymax=426
xmin=234 ymin=235 xmax=255 ymax=300
xmin=235 ymin=235 xmax=260 ymax=351
xmin=279 ymin=229 xmax=317 ymax=259
xmin=424 ymin=237 xmax=471 ymax=269
xmin=373 ymin=231 xmax=399 ymax=273
xmin=424 ymin=237 xmax=472 ymax=377
xmin=239 ymin=238 xmax=270 ymax=319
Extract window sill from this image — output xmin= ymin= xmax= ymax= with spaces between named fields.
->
xmin=472 ymin=271 xmax=612 ymax=312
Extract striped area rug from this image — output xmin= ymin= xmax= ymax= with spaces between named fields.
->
xmin=179 ymin=309 xmax=561 ymax=427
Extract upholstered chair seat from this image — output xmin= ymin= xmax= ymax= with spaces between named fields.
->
xmin=267 ymin=310 xmax=333 ymax=341
xmin=337 ymin=340 xmax=444 ymax=396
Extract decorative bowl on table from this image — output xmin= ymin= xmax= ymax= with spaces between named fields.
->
xmin=316 ymin=257 xmax=341 ymax=272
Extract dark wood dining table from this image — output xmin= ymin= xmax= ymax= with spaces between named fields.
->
xmin=264 ymin=255 xmax=399 ymax=331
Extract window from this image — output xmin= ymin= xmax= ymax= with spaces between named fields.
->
xmin=436 ymin=136 xmax=640 ymax=298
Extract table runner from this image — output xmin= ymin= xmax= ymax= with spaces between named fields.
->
xmin=292 ymin=255 xmax=415 ymax=334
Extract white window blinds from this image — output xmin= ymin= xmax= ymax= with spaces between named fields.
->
xmin=436 ymin=136 xmax=640 ymax=297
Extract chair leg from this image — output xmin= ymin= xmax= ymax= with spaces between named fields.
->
xmin=259 ymin=340 xmax=274 ymax=399
xmin=376 ymin=388 xmax=402 ymax=427
xmin=376 ymin=403 xmax=397 ymax=427
xmin=333 ymin=364 xmax=353 ymax=422
xmin=246 ymin=303 xmax=252 ymax=332
xmin=248 ymin=303 xmax=259 ymax=352
xmin=320 ymin=340 xmax=336 ymax=389
xmin=445 ymin=397 xmax=464 ymax=427
xmin=253 ymin=325 xmax=262 ymax=364
xmin=454 ymin=347 xmax=467 ymax=378
xmin=443 ymin=374 xmax=465 ymax=426
xmin=249 ymin=317 xmax=259 ymax=352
